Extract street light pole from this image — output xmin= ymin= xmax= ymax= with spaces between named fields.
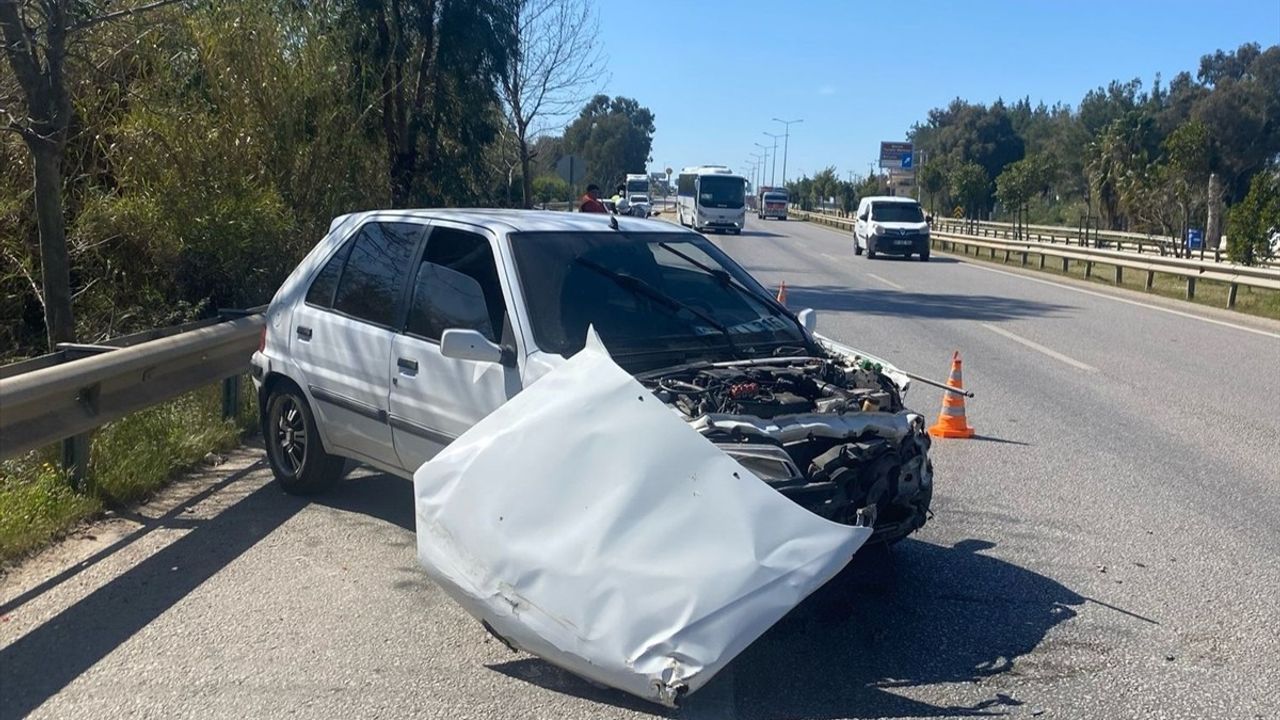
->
xmin=772 ymin=117 xmax=803 ymax=188
xmin=763 ymin=132 xmax=783 ymax=187
xmin=753 ymin=142 xmax=770 ymax=189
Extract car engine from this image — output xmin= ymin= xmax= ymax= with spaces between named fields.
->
xmin=642 ymin=353 xmax=933 ymax=543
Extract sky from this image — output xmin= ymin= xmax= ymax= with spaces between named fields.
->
xmin=592 ymin=0 xmax=1279 ymax=185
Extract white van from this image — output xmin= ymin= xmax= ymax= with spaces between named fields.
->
xmin=853 ymin=196 xmax=931 ymax=261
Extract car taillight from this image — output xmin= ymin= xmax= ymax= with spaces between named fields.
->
xmin=258 ymin=327 xmax=267 ymax=352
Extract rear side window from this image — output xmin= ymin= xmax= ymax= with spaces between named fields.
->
xmin=406 ymin=228 xmax=507 ymax=342
xmin=331 ymin=222 xmax=422 ymax=326
xmin=305 ymin=238 xmax=353 ymax=308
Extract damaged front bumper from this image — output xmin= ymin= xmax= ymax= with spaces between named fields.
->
xmin=413 ymin=333 xmax=871 ymax=706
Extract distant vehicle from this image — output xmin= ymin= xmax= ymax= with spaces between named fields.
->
xmin=627 ymin=194 xmax=651 ymax=218
xmin=625 ymin=173 xmax=649 ymax=203
xmin=676 ymin=165 xmax=747 ymax=234
xmin=854 ymin=196 xmax=931 ymax=261
xmin=757 ymin=188 xmax=788 ymax=221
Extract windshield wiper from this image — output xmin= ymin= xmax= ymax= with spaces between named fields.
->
xmin=572 ymin=258 xmax=743 ymax=358
xmin=655 ymin=242 xmax=795 ymax=321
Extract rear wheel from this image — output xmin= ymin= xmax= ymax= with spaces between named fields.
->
xmin=919 ymin=250 xmax=930 ymax=261
xmin=264 ymin=384 xmax=344 ymax=495
xmin=854 ymin=241 xmax=863 ymax=256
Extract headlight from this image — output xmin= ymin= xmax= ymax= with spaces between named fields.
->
xmin=871 ymin=223 xmax=885 ymax=235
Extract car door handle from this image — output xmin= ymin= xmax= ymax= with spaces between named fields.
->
xmin=397 ymin=357 xmax=418 ymax=373
xmin=296 ymin=325 xmax=313 ymax=341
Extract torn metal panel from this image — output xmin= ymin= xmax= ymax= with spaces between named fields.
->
xmin=413 ymin=333 xmax=871 ymax=706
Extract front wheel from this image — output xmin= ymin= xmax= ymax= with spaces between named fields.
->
xmin=919 ymin=250 xmax=930 ymax=261
xmin=264 ymin=385 xmax=344 ymax=495
xmin=867 ymin=241 xmax=877 ymax=259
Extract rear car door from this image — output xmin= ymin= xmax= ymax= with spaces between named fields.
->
xmin=388 ymin=223 xmax=522 ymax=471
xmin=289 ymin=220 xmax=424 ymax=464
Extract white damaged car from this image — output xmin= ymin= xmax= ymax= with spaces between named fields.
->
xmin=250 ymin=209 xmax=934 ymax=705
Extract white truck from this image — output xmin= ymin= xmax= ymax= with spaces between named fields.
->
xmin=624 ymin=173 xmax=649 ymax=202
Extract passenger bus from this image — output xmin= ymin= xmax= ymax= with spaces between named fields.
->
xmin=676 ymin=166 xmax=747 ymax=234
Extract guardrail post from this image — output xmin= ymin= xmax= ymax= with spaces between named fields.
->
xmin=1038 ymin=254 xmax=1046 ymax=269
xmin=222 ymin=374 xmax=242 ymax=420
xmin=1085 ymin=261 xmax=1093 ymax=279
xmin=1061 ymin=257 xmax=1070 ymax=273
xmin=1114 ymin=266 xmax=1123 ymax=285
xmin=62 ymin=432 xmax=92 ymax=492
xmin=1021 ymin=251 xmax=1028 ymax=266
xmin=1186 ymin=277 xmax=1196 ymax=300
xmin=1145 ymin=271 xmax=1155 ymax=290
xmin=1227 ymin=283 xmax=1238 ymax=309
xmin=1003 ymin=249 xmax=1011 ymax=262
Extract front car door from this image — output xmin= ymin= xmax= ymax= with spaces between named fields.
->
xmin=288 ymin=220 xmax=424 ymax=465
xmin=388 ymin=222 xmax=523 ymax=471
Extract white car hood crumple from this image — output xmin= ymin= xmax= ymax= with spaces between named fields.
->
xmin=413 ymin=331 xmax=871 ymax=706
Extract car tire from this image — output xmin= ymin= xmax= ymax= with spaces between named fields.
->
xmin=867 ymin=241 xmax=877 ymax=259
xmin=264 ymin=383 xmax=344 ymax=495
xmin=919 ymin=250 xmax=930 ymax=261
xmin=854 ymin=241 xmax=863 ymax=256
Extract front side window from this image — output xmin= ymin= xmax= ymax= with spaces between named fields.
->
xmin=698 ymin=176 xmax=745 ymax=209
xmin=405 ymin=228 xmax=507 ymax=342
xmin=331 ymin=222 xmax=421 ymax=326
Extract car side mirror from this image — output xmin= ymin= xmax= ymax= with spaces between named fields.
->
xmin=440 ymin=328 xmax=512 ymax=366
xmin=796 ymin=308 xmax=816 ymax=333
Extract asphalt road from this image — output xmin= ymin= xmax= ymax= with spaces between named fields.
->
xmin=3 ymin=215 xmax=1279 ymax=719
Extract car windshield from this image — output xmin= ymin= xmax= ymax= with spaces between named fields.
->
xmin=509 ymin=232 xmax=806 ymax=368
xmin=631 ymin=195 xmax=648 ymax=203
xmin=698 ymin=176 xmax=745 ymax=209
xmin=871 ymin=202 xmax=924 ymax=223
xmin=626 ymin=180 xmax=648 ymax=194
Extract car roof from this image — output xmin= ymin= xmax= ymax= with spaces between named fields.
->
xmin=862 ymin=196 xmax=919 ymax=204
xmin=334 ymin=209 xmax=690 ymax=235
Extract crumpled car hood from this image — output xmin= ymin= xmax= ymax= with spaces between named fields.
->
xmin=413 ymin=332 xmax=871 ymax=706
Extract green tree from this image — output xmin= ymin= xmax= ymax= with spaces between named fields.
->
xmin=949 ymin=162 xmax=989 ymax=219
xmin=918 ymin=162 xmax=946 ymax=217
xmin=531 ymin=175 xmax=570 ymax=203
xmin=346 ymin=0 xmax=517 ymax=207
xmin=562 ymin=94 xmax=655 ymax=189
xmin=1226 ymin=170 xmax=1280 ymax=265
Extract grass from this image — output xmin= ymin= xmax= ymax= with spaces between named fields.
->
xmin=935 ymin=241 xmax=1280 ymax=322
xmin=0 ymin=377 xmax=257 ymax=565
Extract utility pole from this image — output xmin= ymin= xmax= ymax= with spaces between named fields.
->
xmin=772 ymin=118 xmax=803 ymax=187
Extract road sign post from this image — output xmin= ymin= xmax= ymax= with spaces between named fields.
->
xmin=555 ymin=155 xmax=587 ymax=202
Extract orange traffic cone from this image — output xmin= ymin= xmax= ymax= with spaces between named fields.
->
xmin=928 ymin=351 xmax=975 ymax=439
xmin=776 ymin=281 xmax=788 ymax=305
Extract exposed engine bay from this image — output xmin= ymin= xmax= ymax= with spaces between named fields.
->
xmin=641 ymin=352 xmax=933 ymax=543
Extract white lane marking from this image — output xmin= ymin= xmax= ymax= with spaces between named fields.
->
xmin=959 ymin=260 xmax=1280 ymax=341
xmin=866 ymin=273 xmax=904 ymax=290
xmin=820 ymin=252 xmax=845 ymax=263
xmin=980 ymin=322 xmax=1098 ymax=372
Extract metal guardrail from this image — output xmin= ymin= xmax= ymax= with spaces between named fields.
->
xmin=786 ymin=209 xmax=1280 ymax=309
xmin=0 ymin=311 xmax=265 ymax=484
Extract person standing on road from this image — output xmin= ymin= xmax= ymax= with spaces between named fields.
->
xmin=579 ymin=184 xmax=608 ymax=213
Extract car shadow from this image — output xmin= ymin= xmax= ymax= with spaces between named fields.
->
xmin=789 ymin=285 xmax=1070 ymax=322
xmin=482 ymin=538 xmax=1084 ymax=719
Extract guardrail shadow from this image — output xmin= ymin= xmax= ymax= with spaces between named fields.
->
xmin=0 ymin=464 xmax=308 ymax=720
xmin=484 ymin=538 xmax=1085 ymax=719
xmin=790 ymin=285 xmax=1070 ymax=322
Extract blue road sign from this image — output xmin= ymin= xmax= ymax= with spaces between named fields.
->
xmin=900 ymin=153 xmax=913 ymax=169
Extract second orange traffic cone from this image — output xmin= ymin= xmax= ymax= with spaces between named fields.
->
xmin=928 ymin=351 xmax=975 ymax=439
xmin=776 ymin=281 xmax=788 ymax=305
